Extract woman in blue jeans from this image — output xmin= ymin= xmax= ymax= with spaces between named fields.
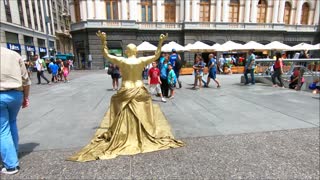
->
xmin=0 ymin=47 xmax=31 ymax=175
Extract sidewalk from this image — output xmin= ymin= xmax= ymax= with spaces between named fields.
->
xmin=2 ymin=70 xmax=319 ymax=179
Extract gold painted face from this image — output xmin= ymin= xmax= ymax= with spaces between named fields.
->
xmin=125 ymin=44 xmax=137 ymax=57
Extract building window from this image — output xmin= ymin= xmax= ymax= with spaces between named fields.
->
xmin=37 ymin=0 xmax=44 ymax=32
xmin=229 ymin=0 xmax=239 ymax=23
xmin=38 ymin=39 xmax=46 ymax=47
xmin=301 ymin=2 xmax=309 ymax=25
xmin=4 ymin=0 xmax=12 ymax=23
xmin=141 ymin=0 xmax=152 ymax=22
xmin=165 ymin=0 xmax=176 ymax=22
xmin=24 ymin=36 xmax=34 ymax=46
xmin=200 ymin=0 xmax=210 ymax=22
xmin=47 ymin=1 xmax=53 ymax=34
xmin=17 ymin=0 xmax=25 ymax=26
xmin=257 ymin=0 xmax=267 ymax=23
xmin=25 ymin=0 xmax=33 ymax=28
xmin=74 ymin=0 xmax=81 ymax=22
xmin=32 ymin=0 xmax=38 ymax=30
xmin=106 ymin=0 xmax=119 ymax=20
xmin=284 ymin=2 xmax=291 ymax=24
xmin=6 ymin=32 xmax=19 ymax=44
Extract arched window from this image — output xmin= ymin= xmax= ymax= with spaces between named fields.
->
xmin=257 ymin=0 xmax=267 ymax=23
xmin=300 ymin=2 xmax=309 ymax=25
xmin=200 ymin=0 xmax=210 ymax=22
xmin=229 ymin=0 xmax=239 ymax=22
xmin=165 ymin=0 xmax=176 ymax=22
xmin=106 ymin=0 xmax=119 ymax=20
xmin=141 ymin=0 xmax=152 ymax=22
xmin=283 ymin=2 xmax=291 ymax=24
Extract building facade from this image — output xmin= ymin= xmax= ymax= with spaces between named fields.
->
xmin=0 ymin=0 xmax=72 ymax=60
xmin=69 ymin=0 xmax=319 ymax=69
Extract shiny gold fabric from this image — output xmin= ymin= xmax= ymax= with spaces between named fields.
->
xmin=68 ymin=87 xmax=184 ymax=162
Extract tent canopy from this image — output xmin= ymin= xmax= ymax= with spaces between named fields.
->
xmin=238 ymin=41 xmax=266 ymax=50
xmin=290 ymin=42 xmax=317 ymax=51
xmin=265 ymin=41 xmax=292 ymax=50
xmin=161 ymin=41 xmax=186 ymax=52
xmin=187 ymin=41 xmax=214 ymax=52
xmin=137 ymin=41 xmax=157 ymax=52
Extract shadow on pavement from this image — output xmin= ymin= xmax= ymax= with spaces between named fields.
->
xmin=19 ymin=143 xmax=40 ymax=158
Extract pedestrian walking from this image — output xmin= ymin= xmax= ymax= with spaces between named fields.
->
xmin=169 ymin=48 xmax=182 ymax=88
xmin=148 ymin=61 xmax=166 ymax=102
xmin=206 ymin=54 xmax=221 ymax=88
xmin=34 ymin=54 xmax=50 ymax=85
xmin=167 ymin=63 xmax=177 ymax=98
xmin=159 ymin=53 xmax=169 ymax=97
xmin=272 ymin=52 xmax=284 ymax=88
xmin=244 ymin=49 xmax=256 ymax=85
xmin=0 ymin=47 xmax=31 ymax=175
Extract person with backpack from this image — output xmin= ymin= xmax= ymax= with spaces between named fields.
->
xmin=169 ymin=48 xmax=182 ymax=88
xmin=34 ymin=54 xmax=50 ymax=85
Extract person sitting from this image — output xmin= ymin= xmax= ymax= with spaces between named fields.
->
xmin=288 ymin=67 xmax=305 ymax=90
xmin=309 ymin=78 xmax=320 ymax=94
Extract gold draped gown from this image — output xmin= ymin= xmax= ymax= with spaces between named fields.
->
xmin=68 ymin=55 xmax=184 ymax=162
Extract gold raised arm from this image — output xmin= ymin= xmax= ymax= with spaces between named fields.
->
xmin=96 ymin=30 xmax=107 ymax=47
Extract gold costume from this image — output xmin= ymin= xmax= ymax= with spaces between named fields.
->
xmin=68 ymin=31 xmax=184 ymax=162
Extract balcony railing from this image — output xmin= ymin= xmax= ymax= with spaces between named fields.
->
xmin=71 ymin=20 xmax=318 ymax=32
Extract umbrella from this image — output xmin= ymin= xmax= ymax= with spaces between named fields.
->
xmin=264 ymin=41 xmax=292 ymax=50
xmin=237 ymin=41 xmax=266 ymax=50
xmin=187 ymin=41 xmax=214 ymax=52
xmin=161 ymin=41 xmax=186 ymax=52
xmin=184 ymin=43 xmax=193 ymax=51
xmin=211 ymin=43 xmax=222 ymax=51
xmin=217 ymin=41 xmax=244 ymax=51
xmin=290 ymin=42 xmax=316 ymax=51
xmin=311 ymin=43 xmax=320 ymax=50
xmin=137 ymin=41 xmax=157 ymax=52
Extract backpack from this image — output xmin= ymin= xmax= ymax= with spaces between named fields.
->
xmin=107 ymin=66 xmax=113 ymax=75
xmin=175 ymin=58 xmax=182 ymax=70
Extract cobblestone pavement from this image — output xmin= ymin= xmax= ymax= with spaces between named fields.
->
xmin=1 ymin=70 xmax=319 ymax=179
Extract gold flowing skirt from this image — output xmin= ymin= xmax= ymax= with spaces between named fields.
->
xmin=68 ymin=87 xmax=184 ymax=162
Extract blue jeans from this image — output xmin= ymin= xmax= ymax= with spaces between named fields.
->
xmin=0 ymin=90 xmax=22 ymax=169
xmin=244 ymin=69 xmax=255 ymax=84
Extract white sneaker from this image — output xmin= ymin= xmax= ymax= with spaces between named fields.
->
xmin=1 ymin=167 xmax=19 ymax=175
xmin=161 ymin=98 xmax=167 ymax=102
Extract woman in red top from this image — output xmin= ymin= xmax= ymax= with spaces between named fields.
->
xmin=271 ymin=52 xmax=284 ymax=87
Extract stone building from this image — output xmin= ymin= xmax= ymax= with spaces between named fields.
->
xmin=0 ymin=0 xmax=72 ymax=60
xmin=69 ymin=0 xmax=319 ymax=69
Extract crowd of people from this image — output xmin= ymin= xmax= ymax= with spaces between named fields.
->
xmin=24 ymin=55 xmax=72 ymax=84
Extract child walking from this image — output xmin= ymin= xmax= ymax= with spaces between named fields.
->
xmin=148 ymin=61 xmax=166 ymax=102
xmin=167 ymin=63 xmax=177 ymax=99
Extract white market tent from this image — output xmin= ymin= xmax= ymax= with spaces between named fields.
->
xmin=217 ymin=41 xmax=244 ymax=51
xmin=264 ymin=41 xmax=292 ymax=50
xmin=290 ymin=42 xmax=316 ymax=51
xmin=238 ymin=41 xmax=266 ymax=50
xmin=161 ymin=41 xmax=186 ymax=52
xmin=187 ymin=41 xmax=214 ymax=52
xmin=137 ymin=41 xmax=157 ymax=52
xmin=184 ymin=43 xmax=193 ymax=51
xmin=311 ymin=43 xmax=320 ymax=50
xmin=211 ymin=43 xmax=222 ymax=51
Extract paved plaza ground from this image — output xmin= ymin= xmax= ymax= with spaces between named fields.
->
xmin=1 ymin=70 xmax=319 ymax=179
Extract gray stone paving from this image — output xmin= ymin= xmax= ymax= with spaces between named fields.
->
xmin=1 ymin=70 xmax=319 ymax=179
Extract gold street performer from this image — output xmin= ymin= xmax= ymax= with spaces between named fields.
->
xmin=68 ymin=31 xmax=184 ymax=162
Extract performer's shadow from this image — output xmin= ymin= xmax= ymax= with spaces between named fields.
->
xmin=18 ymin=142 xmax=40 ymax=158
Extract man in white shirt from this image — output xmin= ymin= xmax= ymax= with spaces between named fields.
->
xmin=34 ymin=54 xmax=50 ymax=84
